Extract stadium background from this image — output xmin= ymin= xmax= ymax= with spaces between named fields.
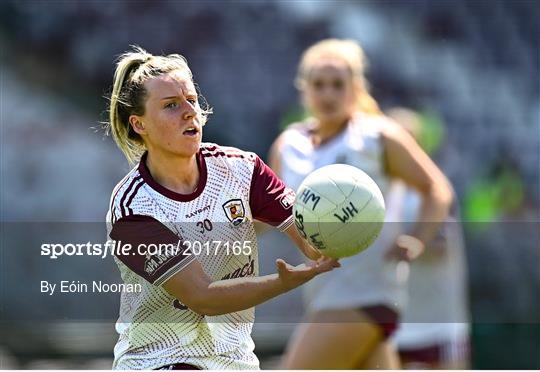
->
xmin=0 ymin=0 xmax=538 ymax=369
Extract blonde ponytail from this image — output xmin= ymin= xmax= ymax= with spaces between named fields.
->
xmin=108 ymin=47 xmax=149 ymax=164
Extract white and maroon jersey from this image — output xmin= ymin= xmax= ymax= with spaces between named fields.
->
xmin=106 ymin=143 xmax=295 ymax=370
xmin=278 ymin=113 xmax=408 ymax=312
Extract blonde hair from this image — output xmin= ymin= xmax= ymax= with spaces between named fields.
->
xmin=296 ymin=38 xmax=380 ymax=115
xmin=106 ymin=45 xmax=212 ymax=164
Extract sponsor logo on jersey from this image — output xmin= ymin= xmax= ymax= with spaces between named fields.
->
xmin=221 ymin=256 xmax=255 ymax=280
xmin=280 ymin=188 xmax=295 ymax=209
xmin=222 ymin=198 xmax=245 ymax=226
xmin=185 ymin=204 xmax=211 ymax=219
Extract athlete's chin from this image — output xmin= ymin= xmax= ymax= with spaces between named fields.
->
xmin=316 ymin=111 xmax=348 ymax=124
xmin=176 ymin=138 xmax=201 ymax=156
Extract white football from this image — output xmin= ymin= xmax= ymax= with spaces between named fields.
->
xmin=293 ymin=164 xmax=385 ymax=258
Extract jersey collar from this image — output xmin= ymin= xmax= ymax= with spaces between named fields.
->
xmin=138 ymin=150 xmax=207 ymax=202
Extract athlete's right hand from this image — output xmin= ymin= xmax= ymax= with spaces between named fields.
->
xmin=276 ymin=256 xmax=340 ymax=290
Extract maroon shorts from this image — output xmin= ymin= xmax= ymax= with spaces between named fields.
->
xmin=155 ymin=363 xmax=200 ymax=370
xmin=359 ymin=305 xmax=400 ymax=339
xmin=399 ymin=339 xmax=470 ymax=365
xmin=400 ymin=344 xmax=443 ymax=364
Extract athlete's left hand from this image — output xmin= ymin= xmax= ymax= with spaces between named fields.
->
xmin=276 ymin=256 xmax=341 ymax=290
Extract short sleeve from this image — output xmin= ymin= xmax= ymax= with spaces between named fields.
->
xmin=109 ymin=214 xmax=196 ymax=286
xmin=249 ymin=156 xmax=295 ymax=231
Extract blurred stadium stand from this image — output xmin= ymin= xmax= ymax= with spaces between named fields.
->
xmin=0 ymin=0 xmax=538 ymax=369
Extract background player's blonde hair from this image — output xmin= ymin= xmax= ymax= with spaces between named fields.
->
xmin=296 ymin=38 xmax=380 ymax=115
xmin=107 ymin=45 xmax=212 ymax=164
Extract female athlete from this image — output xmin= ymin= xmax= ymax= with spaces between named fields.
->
xmin=105 ymin=46 xmax=339 ymax=370
xmin=270 ymin=39 xmax=453 ymax=369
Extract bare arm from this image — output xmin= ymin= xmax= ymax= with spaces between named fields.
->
xmin=254 ymin=216 xmax=321 ymax=261
xmin=110 ymin=213 xmax=337 ymax=318
xmin=268 ymin=133 xmax=322 ymax=260
xmin=283 ymin=223 xmax=322 ymax=260
xmin=162 ymin=256 xmax=338 ymax=316
xmin=382 ymin=123 xmax=453 ymax=254
xmin=268 ymin=133 xmax=285 ymax=176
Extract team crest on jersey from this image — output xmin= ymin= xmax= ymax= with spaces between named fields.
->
xmin=222 ymin=198 xmax=245 ymax=226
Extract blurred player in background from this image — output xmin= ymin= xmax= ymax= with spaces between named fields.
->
xmin=388 ymin=108 xmax=470 ymax=370
xmin=269 ymin=39 xmax=453 ymax=369
xmin=104 ymin=46 xmax=339 ymax=370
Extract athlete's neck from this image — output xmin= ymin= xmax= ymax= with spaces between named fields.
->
xmin=312 ymin=117 xmax=350 ymax=147
xmin=145 ymin=151 xmax=199 ymax=195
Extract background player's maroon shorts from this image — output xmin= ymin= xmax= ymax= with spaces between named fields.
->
xmin=399 ymin=338 xmax=470 ymax=366
xmin=359 ymin=305 xmax=400 ymax=339
xmin=400 ymin=344 xmax=442 ymax=364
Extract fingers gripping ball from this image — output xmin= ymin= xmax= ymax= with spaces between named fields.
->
xmin=293 ymin=164 xmax=385 ymax=258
